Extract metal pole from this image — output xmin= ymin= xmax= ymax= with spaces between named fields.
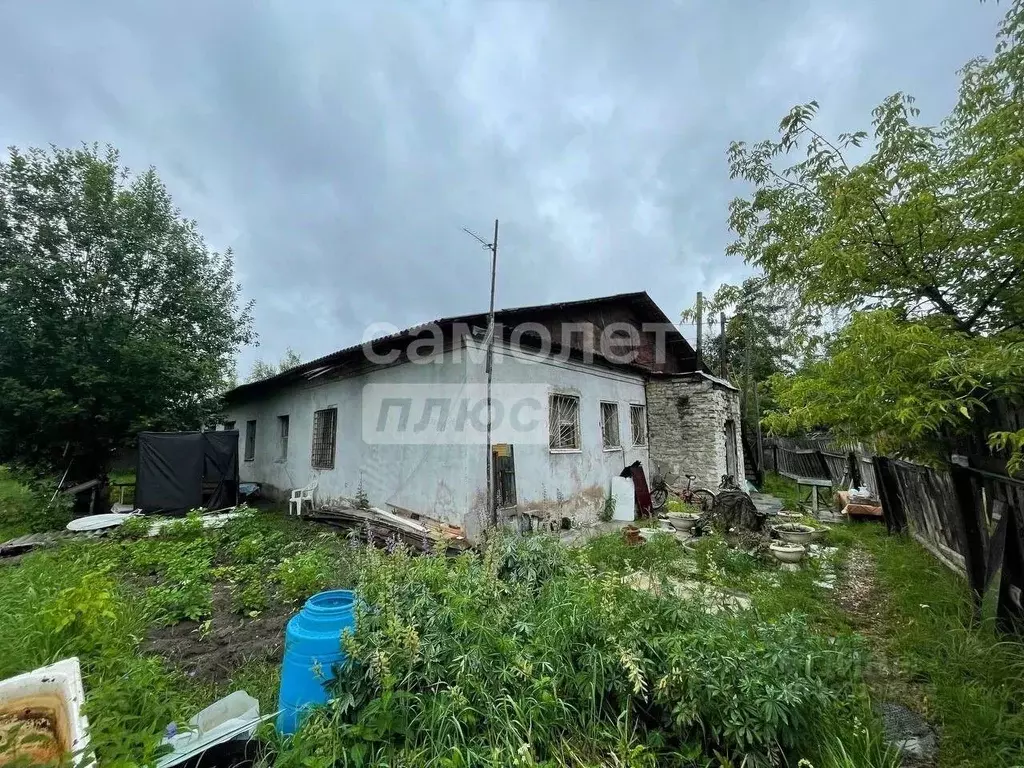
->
xmin=695 ymin=291 xmax=703 ymax=370
xmin=745 ymin=312 xmax=764 ymax=474
xmin=486 ymin=219 xmax=499 ymax=530
xmin=719 ymin=311 xmax=727 ymax=380
xmin=753 ymin=379 xmax=764 ymax=471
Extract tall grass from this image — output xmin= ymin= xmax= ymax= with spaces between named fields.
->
xmin=0 ymin=542 xmax=201 ymax=766
xmin=0 ymin=465 xmax=71 ymax=539
xmin=272 ymin=533 xmax=873 ymax=768
xmin=0 ymin=507 xmax=354 ymax=765
xmin=861 ymin=532 xmax=1024 ymax=767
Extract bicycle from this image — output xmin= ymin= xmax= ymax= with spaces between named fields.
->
xmin=649 ymin=471 xmax=716 ymax=513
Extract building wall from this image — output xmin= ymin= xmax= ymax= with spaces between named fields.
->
xmin=646 ymin=375 xmax=743 ymax=491
xmin=464 ymin=337 xmax=651 ymax=535
xmin=223 ymin=334 xmax=651 ymax=540
xmin=223 ymin=346 xmax=475 ymax=527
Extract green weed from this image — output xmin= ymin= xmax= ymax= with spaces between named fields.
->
xmin=276 ymin=534 xmax=870 ymax=768
xmin=0 ymin=465 xmax=72 ymax=538
xmin=857 ymin=530 xmax=1024 ymax=767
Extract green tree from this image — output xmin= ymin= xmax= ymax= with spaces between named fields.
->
xmin=0 ymin=145 xmax=255 ymax=481
xmin=725 ymin=1 xmax=1024 ymax=464
xmin=683 ymin=277 xmax=820 ymax=385
xmin=246 ymin=347 xmax=302 ymax=383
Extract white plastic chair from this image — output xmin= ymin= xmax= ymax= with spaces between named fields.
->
xmin=289 ymin=480 xmax=317 ymax=517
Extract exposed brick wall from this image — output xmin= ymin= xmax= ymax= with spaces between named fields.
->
xmin=646 ymin=376 xmax=743 ymax=490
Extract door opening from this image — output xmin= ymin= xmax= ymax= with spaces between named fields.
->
xmin=493 ymin=444 xmax=517 ymax=508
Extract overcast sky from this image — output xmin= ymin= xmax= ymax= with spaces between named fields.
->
xmin=0 ymin=1 xmax=1004 ymax=373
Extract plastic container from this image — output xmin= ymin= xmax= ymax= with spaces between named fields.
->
xmin=0 ymin=657 xmax=92 ymax=767
xmin=157 ymin=691 xmax=261 ymax=768
xmin=276 ymin=589 xmax=356 ymax=734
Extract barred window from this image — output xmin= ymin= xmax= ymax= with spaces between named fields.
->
xmin=244 ymin=420 xmax=256 ymax=461
xmin=630 ymin=404 xmax=647 ymax=446
xmin=223 ymin=420 xmax=236 ymax=431
xmin=311 ymin=408 xmax=337 ymax=469
xmin=549 ymin=394 xmax=580 ymax=451
xmin=600 ymin=402 xmax=620 ymax=449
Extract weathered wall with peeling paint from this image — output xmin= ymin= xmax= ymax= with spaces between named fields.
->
xmin=223 ymin=333 xmax=651 ymax=541
xmin=223 ymin=344 xmax=476 ymax=527
xmin=462 ymin=337 xmax=650 ymax=539
xmin=646 ymin=374 xmax=743 ymax=491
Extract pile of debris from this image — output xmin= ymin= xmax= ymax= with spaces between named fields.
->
xmin=307 ymin=504 xmax=470 ymax=555
xmin=834 ymin=487 xmax=883 ymax=519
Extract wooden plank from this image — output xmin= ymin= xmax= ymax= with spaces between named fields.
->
xmin=778 ymin=471 xmax=832 ymax=487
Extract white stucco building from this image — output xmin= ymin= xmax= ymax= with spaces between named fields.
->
xmin=221 ymin=293 xmax=742 ymax=539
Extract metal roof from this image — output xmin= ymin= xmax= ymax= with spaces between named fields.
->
xmin=224 ymin=291 xmax=698 ymax=401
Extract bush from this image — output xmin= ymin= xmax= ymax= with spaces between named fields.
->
xmin=146 ymin=579 xmax=212 ymax=624
xmin=279 ymin=534 xmax=866 ymax=767
xmin=0 ymin=466 xmax=72 ymax=537
xmin=275 ymin=549 xmax=338 ymax=602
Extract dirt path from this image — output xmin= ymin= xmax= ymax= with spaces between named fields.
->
xmin=835 ymin=546 xmax=938 ymax=767
xmin=836 ymin=547 xmax=921 ymax=704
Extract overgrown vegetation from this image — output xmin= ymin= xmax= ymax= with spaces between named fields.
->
xmin=3 ymin=466 xmax=1021 ymax=768
xmin=0 ymin=465 xmax=72 ymax=539
xmin=0 ymin=505 xmax=353 ymax=765
xmin=273 ymin=533 xmax=878 ymax=768
xmin=857 ymin=531 xmax=1024 ymax=767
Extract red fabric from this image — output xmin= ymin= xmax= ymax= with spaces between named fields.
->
xmin=629 ymin=463 xmax=653 ymax=517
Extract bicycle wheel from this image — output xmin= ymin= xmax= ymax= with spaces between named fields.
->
xmin=692 ymin=489 xmax=716 ymax=513
xmin=650 ymin=488 xmax=667 ymax=511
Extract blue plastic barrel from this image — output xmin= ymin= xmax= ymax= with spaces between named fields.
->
xmin=276 ymin=589 xmax=356 ymax=734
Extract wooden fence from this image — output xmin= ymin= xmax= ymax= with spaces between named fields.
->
xmin=762 ymin=435 xmax=1024 ymax=630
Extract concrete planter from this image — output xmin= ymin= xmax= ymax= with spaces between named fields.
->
xmin=667 ymin=512 xmax=699 ymax=532
xmin=772 ymin=523 xmax=817 ymax=546
xmin=769 ymin=542 xmax=807 ymax=563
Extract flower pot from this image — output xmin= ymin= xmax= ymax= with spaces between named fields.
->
xmin=667 ymin=512 xmax=699 ymax=532
xmin=772 ymin=523 xmax=817 ymax=546
xmin=770 ymin=542 xmax=806 ymax=563
xmin=637 ymin=527 xmax=668 ymax=542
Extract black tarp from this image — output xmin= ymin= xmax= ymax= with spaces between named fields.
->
xmin=204 ymin=430 xmax=240 ymax=511
xmin=136 ymin=431 xmax=239 ymax=515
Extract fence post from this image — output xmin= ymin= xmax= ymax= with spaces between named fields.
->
xmin=874 ymin=456 xmax=906 ymax=534
xmin=950 ymin=464 xmax=988 ymax=614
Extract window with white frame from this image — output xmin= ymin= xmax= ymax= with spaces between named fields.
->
xmin=548 ymin=394 xmax=580 ymax=451
xmin=600 ymin=402 xmax=620 ymax=449
xmin=311 ymin=408 xmax=337 ymax=469
xmin=630 ymin=404 xmax=647 ymax=446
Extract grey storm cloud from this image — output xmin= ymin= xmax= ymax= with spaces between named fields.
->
xmin=0 ymin=0 xmax=1004 ymax=373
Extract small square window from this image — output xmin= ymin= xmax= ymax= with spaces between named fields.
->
xmin=312 ymin=408 xmax=338 ymax=469
xmin=223 ymin=420 xmax=236 ymax=432
xmin=549 ymin=394 xmax=580 ymax=451
xmin=244 ymin=420 xmax=257 ymax=462
xmin=277 ymin=415 xmax=290 ymax=461
xmin=630 ymin=404 xmax=647 ymax=446
xmin=600 ymin=402 xmax=620 ymax=449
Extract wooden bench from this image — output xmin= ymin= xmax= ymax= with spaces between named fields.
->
xmin=778 ymin=471 xmax=833 ymax=514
